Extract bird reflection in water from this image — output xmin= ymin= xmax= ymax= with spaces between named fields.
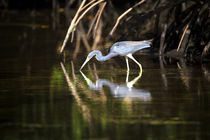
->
xmin=80 ymin=70 xmax=151 ymax=101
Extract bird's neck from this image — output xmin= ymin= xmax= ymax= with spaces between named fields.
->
xmin=92 ymin=50 xmax=116 ymax=62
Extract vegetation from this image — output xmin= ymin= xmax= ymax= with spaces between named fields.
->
xmin=0 ymin=0 xmax=209 ymax=62
xmin=60 ymin=0 xmax=209 ymax=63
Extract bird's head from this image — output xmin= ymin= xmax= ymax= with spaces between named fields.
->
xmin=80 ymin=50 xmax=100 ymax=70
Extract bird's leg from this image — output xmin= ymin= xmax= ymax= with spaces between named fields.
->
xmin=126 ymin=71 xmax=142 ymax=88
xmin=126 ymin=67 xmax=129 ymax=83
xmin=125 ymin=56 xmax=130 ymax=82
xmin=127 ymin=54 xmax=142 ymax=77
xmin=125 ymin=56 xmax=130 ymax=72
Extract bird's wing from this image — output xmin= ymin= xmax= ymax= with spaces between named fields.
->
xmin=111 ymin=41 xmax=151 ymax=55
xmin=118 ymin=41 xmax=151 ymax=47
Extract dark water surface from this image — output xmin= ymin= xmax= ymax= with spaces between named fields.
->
xmin=0 ymin=10 xmax=210 ymax=140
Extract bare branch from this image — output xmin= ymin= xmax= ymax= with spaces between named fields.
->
xmin=60 ymin=0 xmax=104 ymax=53
xmin=60 ymin=0 xmax=87 ymax=53
xmin=109 ymin=0 xmax=146 ymax=36
xmin=177 ymin=23 xmax=189 ymax=52
xmin=87 ymin=7 xmax=100 ymax=36
xmin=201 ymin=42 xmax=210 ymax=60
xmin=75 ymin=0 xmax=104 ymax=26
xmin=93 ymin=2 xmax=106 ymax=37
xmin=80 ymin=0 xmax=97 ymax=12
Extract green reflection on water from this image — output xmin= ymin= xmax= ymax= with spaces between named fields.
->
xmin=56 ymin=61 xmax=210 ymax=140
xmin=0 ymin=57 xmax=210 ymax=140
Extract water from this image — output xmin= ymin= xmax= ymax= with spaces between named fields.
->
xmin=0 ymin=10 xmax=210 ymax=140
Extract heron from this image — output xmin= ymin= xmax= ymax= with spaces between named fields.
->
xmin=80 ymin=40 xmax=152 ymax=71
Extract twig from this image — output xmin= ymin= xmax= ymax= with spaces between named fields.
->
xmin=71 ymin=30 xmax=74 ymax=42
xmin=60 ymin=0 xmax=104 ymax=53
xmin=60 ymin=0 xmax=87 ymax=53
xmin=109 ymin=0 xmax=146 ymax=36
xmin=73 ymin=31 xmax=81 ymax=59
xmin=92 ymin=22 xmax=102 ymax=50
xmin=93 ymin=2 xmax=106 ymax=37
xmin=80 ymin=0 xmax=97 ymax=12
xmin=87 ymin=7 xmax=100 ymax=35
xmin=201 ymin=42 xmax=210 ymax=60
xmin=75 ymin=0 xmax=104 ymax=26
xmin=79 ymin=24 xmax=91 ymax=51
xmin=159 ymin=24 xmax=168 ymax=55
xmin=177 ymin=23 xmax=189 ymax=52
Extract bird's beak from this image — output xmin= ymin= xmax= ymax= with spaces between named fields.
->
xmin=80 ymin=56 xmax=91 ymax=70
xmin=80 ymin=70 xmax=92 ymax=85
